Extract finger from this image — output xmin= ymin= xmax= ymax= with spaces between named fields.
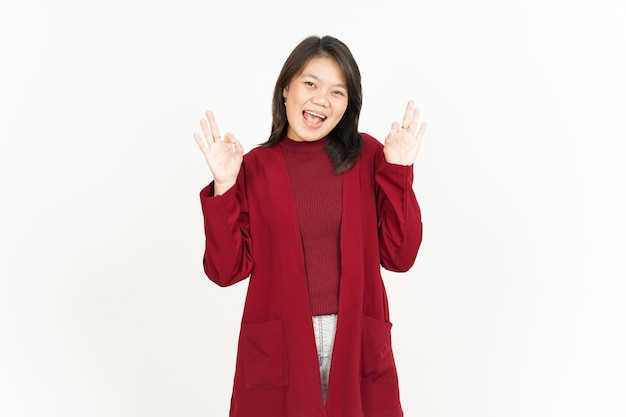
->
xmin=221 ymin=132 xmax=240 ymax=153
xmin=234 ymin=139 xmax=244 ymax=156
xmin=223 ymin=132 xmax=237 ymax=143
xmin=415 ymin=122 xmax=427 ymax=140
xmin=200 ymin=118 xmax=214 ymax=145
xmin=206 ymin=111 xmax=222 ymax=141
xmin=221 ymin=132 xmax=233 ymax=150
xmin=193 ymin=132 xmax=208 ymax=151
xmin=401 ymin=100 xmax=414 ymax=129
xmin=390 ymin=121 xmax=401 ymax=135
xmin=407 ymin=108 xmax=421 ymax=134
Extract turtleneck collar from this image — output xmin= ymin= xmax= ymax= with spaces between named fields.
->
xmin=279 ymin=136 xmax=330 ymax=153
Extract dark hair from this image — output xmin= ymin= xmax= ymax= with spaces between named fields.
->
xmin=261 ymin=35 xmax=363 ymax=174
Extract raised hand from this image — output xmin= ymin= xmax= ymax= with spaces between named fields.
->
xmin=193 ymin=111 xmax=244 ymax=195
xmin=383 ymin=100 xmax=427 ymax=166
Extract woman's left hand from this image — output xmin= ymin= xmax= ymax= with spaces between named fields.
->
xmin=383 ymin=100 xmax=427 ymax=166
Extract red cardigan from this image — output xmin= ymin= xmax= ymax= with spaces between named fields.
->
xmin=200 ymin=133 xmax=422 ymax=417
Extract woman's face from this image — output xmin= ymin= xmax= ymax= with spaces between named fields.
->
xmin=283 ymin=56 xmax=349 ymax=142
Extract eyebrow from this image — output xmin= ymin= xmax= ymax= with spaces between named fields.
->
xmin=301 ymin=72 xmax=347 ymax=89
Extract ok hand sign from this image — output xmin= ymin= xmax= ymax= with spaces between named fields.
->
xmin=193 ymin=111 xmax=244 ymax=195
xmin=383 ymin=100 xmax=427 ymax=166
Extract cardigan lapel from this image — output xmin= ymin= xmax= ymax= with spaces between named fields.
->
xmin=325 ymin=156 xmax=365 ymax=414
xmin=263 ymin=146 xmax=328 ymax=414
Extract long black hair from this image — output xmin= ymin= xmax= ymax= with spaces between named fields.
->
xmin=261 ymin=35 xmax=363 ymax=174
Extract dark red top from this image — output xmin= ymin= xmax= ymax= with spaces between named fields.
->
xmin=199 ymin=133 xmax=422 ymax=416
xmin=279 ymin=136 xmax=342 ymax=315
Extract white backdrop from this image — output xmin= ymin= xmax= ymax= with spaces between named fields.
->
xmin=1 ymin=0 xmax=625 ymax=416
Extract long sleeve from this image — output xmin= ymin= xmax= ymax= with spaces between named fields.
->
xmin=199 ymin=168 xmax=253 ymax=287
xmin=375 ymin=153 xmax=423 ymax=272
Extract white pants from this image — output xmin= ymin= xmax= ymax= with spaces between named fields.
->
xmin=312 ymin=314 xmax=338 ymax=403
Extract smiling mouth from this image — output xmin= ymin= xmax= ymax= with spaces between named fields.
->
xmin=303 ymin=110 xmax=327 ymax=126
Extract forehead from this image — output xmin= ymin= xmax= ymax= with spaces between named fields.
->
xmin=298 ymin=56 xmax=346 ymax=84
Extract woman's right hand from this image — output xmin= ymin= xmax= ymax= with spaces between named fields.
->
xmin=193 ymin=111 xmax=244 ymax=195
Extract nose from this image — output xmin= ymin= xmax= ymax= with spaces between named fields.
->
xmin=311 ymin=93 xmax=329 ymax=107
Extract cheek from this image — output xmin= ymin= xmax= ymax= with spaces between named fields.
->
xmin=335 ymin=102 xmax=349 ymax=120
xmin=291 ymin=87 xmax=308 ymax=103
xmin=286 ymin=104 xmax=301 ymax=125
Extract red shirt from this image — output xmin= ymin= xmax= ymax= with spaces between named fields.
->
xmin=200 ymin=133 xmax=422 ymax=417
xmin=279 ymin=136 xmax=342 ymax=315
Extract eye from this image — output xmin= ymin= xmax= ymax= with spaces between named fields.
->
xmin=332 ymin=90 xmax=346 ymax=96
xmin=305 ymin=81 xmax=315 ymax=88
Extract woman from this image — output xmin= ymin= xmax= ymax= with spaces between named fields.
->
xmin=193 ymin=35 xmax=426 ymax=417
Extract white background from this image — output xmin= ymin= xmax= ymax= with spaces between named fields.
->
xmin=1 ymin=0 xmax=625 ymax=416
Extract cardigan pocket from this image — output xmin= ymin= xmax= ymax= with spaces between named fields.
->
xmin=360 ymin=314 xmax=398 ymax=384
xmin=240 ymin=318 xmax=289 ymax=389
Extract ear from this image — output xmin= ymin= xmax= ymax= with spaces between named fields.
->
xmin=282 ymin=86 xmax=288 ymax=99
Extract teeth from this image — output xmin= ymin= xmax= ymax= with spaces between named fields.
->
xmin=305 ymin=110 xmax=326 ymax=119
